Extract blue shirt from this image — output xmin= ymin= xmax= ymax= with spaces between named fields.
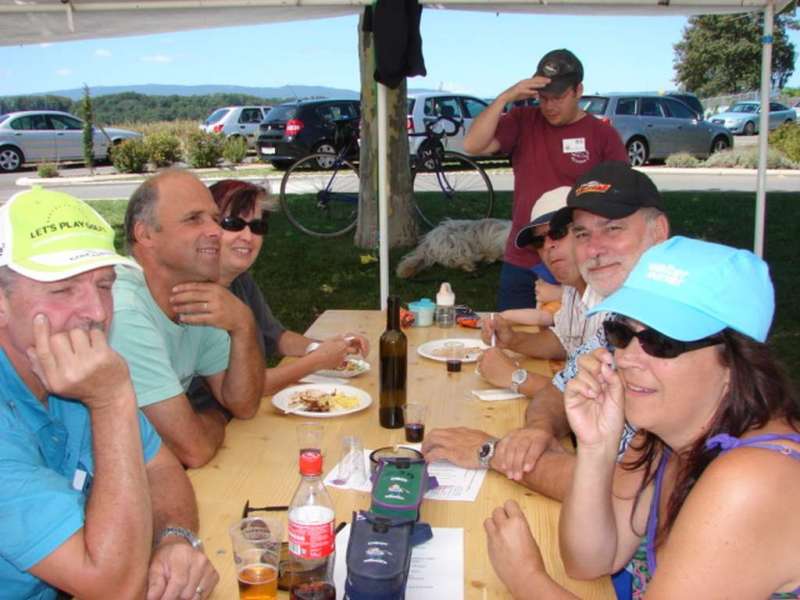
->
xmin=0 ymin=349 xmax=161 ymax=599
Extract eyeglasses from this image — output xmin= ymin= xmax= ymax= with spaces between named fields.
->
xmin=241 ymin=499 xmax=288 ymax=519
xmin=220 ymin=213 xmax=268 ymax=236
xmin=603 ymin=320 xmax=722 ymax=359
xmin=529 ymin=224 xmax=569 ymax=250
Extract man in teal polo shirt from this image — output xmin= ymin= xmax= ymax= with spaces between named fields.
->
xmin=0 ymin=188 xmax=217 ymax=599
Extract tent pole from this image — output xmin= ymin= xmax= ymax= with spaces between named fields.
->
xmin=754 ymin=0 xmax=773 ymax=258
xmin=377 ymin=82 xmax=390 ymax=310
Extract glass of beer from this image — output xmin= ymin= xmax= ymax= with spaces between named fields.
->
xmin=229 ymin=517 xmax=283 ymax=600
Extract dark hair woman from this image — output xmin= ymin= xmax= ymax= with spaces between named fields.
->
xmin=483 ymin=236 xmax=800 ymax=599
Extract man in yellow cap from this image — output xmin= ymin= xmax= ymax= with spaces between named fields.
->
xmin=0 ymin=187 xmax=217 ymax=599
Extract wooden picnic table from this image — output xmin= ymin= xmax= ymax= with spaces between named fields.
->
xmin=188 ymin=309 xmax=614 ymax=599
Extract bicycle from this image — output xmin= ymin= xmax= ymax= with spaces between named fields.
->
xmin=409 ymin=116 xmax=495 ymax=229
xmin=279 ymin=115 xmax=495 ymax=237
xmin=279 ymin=117 xmax=360 ymax=238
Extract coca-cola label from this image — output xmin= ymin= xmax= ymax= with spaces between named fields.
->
xmin=288 ymin=519 xmax=335 ymax=559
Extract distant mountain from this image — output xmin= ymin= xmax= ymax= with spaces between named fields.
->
xmin=23 ymin=83 xmax=446 ymax=101
xmin=28 ymin=84 xmax=361 ymax=101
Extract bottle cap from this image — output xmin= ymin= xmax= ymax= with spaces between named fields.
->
xmin=299 ymin=450 xmax=323 ymax=475
xmin=436 ymin=282 xmax=455 ymax=307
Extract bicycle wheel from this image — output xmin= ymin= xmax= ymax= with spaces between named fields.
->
xmin=411 ymin=151 xmax=494 ymax=229
xmin=279 ymin=154 xmax=359 ymax=238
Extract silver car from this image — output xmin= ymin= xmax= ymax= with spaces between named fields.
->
xmin=200 ymin=105 xmax=272 ymax=148
xmin=406 ymin=92 xmax=489 ymax=156
xmin=580 ymin=94 xmax=733 ymax=166
xmin=709 ymin=101 xmax=797 ymax=135
xmin=0 ymin=110 xmax=141 ymax=172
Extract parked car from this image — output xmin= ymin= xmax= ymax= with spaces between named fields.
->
xmin=0 ymin=110 xmax=141 ymax=172
xmin=256 ymin=99 xmax=360 ymax=169
xmin=200 ymin=105 xmax=272 ymax=148
xmin=664 ymin=92 xmax=704 ymax=119
xmin=579 ymin=93 xmax=732 ymax=166
xmin=790 ymin=99 xmax=800 ymax=119
xmin=406 ymin=92 xmax=489 ymax=156
xmin=709 ymin=101 xmax=796 ymax=135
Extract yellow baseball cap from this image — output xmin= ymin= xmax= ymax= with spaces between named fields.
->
xmin=0 ymin=187 xmax=138 ymax=282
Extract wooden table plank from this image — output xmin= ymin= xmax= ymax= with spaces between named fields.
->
xmin=188 ymin=310 xmax=614 ymax=599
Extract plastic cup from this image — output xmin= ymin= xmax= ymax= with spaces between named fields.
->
xmin=403 ymin=403 xmax=427 ymax=443
xmin=333 ymin=435 xmax=366 ymax=485
xmin=229 ymin=517 xmax=282 ymax=600
xmin=443 ymin=340 xmax=464 ymax=373
xmin=296 ymin=422 xmax=324 ymax=456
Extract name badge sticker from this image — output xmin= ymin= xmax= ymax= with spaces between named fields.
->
xmin=563 ymin=138 xmax=586 ymax=154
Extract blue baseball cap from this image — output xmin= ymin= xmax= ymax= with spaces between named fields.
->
xmin=588 ymin=236 xmax=774 ymax=342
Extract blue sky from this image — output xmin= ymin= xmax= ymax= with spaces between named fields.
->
xmin=0 ymin=9 xmax=797 ymax=98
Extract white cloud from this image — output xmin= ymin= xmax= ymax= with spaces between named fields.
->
xmin=55 ymin=68 xmax=73 ymax=77
xmin=95 ymin=48 xmax=112 ymax=58
xmin=141 ymin=54 xmax=173 ymax=64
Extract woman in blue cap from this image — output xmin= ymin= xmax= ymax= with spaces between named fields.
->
xmin=484 ymin=236 xmax=800 ymax=599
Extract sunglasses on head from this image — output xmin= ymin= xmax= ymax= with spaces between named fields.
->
xmin=529 ymin=223 xmax=569 ymax=250
xmin=603 ymin=319 xmax=722 ymax=359
xmin=220 ymin=212 xmax=268 ymax=236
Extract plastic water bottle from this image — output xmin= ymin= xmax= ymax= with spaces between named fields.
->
xmin=287 ymin=451 xmax=336 ymax=600
xmin=435 ymin=282 xmax=456 ymax=328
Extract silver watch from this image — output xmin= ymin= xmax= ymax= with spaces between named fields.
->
xmin=155 ymin=526 xmax=203 ymax=550
xmin=478 ymin=437 xmax=499 ymax=469
xmin=510 ymin=368 xmax=528 ymax=393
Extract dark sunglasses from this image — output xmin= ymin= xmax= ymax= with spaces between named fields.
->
xmin=220 ymin=212 xmax=268 ymax=236
xmin=603 ymin=320 xmax=722 ymax=359
xmin=529 ymin=223 xmax=569 ymax=250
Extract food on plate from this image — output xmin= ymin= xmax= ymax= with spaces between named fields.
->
xmin=335 ymin=358 xmax=368 ymax=373
xmin=289 ymin=389 xmax=360 ymax=413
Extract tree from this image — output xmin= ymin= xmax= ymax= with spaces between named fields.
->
xmin=674 ymin=13 xmax=797 ymax=96
xmin=355 ymin=11 xmax=418 ymax=250
xmin=79 ymin=84 xmax=95 ymax=175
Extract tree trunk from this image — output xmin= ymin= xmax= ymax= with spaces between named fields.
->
xmin=355 ymin=12 xmax=418 ymax=250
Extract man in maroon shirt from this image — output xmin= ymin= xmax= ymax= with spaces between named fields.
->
xmin=464 ymin=49 xmax=627 ymax=310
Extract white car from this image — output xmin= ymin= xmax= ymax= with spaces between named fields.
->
xmin=0 ymin=110 xmax=141 ymax=172
xmin=406 ymin=92 xmax=489 ymax=156
xmin=200 ymin=105 xmax=272 ymax=148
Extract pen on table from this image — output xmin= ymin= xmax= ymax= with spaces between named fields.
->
xmin=335 ymin=522 xmax=347 ymax=535
xmin=489 ymin=312 xmax=496 ymax=347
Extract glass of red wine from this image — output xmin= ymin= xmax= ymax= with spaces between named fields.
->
xmin=403 ymin=403 xmax=427 ymax=443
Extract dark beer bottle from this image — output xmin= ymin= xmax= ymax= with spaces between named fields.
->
xmin=379 ymin=296 xmax=407 ymax=429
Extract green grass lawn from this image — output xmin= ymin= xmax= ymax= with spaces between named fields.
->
xmin=90 ymin=190 xmax=800 ymax=387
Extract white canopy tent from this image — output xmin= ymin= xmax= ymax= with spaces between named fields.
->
xmin=0 ymin=0 xmax=790 ymax=308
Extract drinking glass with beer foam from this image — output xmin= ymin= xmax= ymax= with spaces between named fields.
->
xmin=230 ymin=517 xmax=283 ymax=600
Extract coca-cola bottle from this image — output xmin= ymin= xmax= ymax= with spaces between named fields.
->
xmin=287 ymin=450 xmax=336 ymax=600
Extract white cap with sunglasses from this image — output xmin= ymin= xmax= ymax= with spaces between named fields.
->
xmin=590 ymin=236 xmax=774 ymax=352
xmin=515 ymin=186 xmax=571 ymax=249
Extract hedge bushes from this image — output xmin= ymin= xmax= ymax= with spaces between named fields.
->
xmin=769 ymin=122 xmax=800 ymax=163
xmin=222 ymin=136 xmax=248 ymax=165
xmin=145 ymin=132 xmax=183 ymax=167
xmin=186 ymin=132 xmax=224 ymax=168
xmin=111 ymin=138 xmax=149 ymax=173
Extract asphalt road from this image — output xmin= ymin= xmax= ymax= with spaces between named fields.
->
xmin=1 ymin=134 xmax=795 ymax=201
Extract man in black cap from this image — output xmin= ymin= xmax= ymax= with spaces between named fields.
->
xmin=464 ymin=49 xmax=627 ymax=312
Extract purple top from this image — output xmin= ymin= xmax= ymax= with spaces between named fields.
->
xmin=643 ymin=432 xmax=800 ymax=597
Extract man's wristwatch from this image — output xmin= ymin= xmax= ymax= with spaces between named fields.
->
xmin=510 ymin=368 xmax=528 ymax=393
xmin=478 ymin=437 xmax=500 ymax=469
xmin=304 ymin=341 xmax=321 ymax=355
xmin=155 ymin=526 xmax=204 ymax=550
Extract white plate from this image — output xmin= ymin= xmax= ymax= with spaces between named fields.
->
xmin=315 ymin=357 xmax=370 ymax=379
xmin=260 ymin=146 xmax=276 ymax=155
xmin=272 ymin=383 xmax=372 ymax=418
xmin=416 ymin=338 xmax=489 ymax=364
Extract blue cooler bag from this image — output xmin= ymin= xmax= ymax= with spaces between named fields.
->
xmin=344 ymin=511 xmax=432 ymax=600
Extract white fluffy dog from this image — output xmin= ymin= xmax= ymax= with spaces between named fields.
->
xmin=396 ymin=218 xmax=511 ymax=278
